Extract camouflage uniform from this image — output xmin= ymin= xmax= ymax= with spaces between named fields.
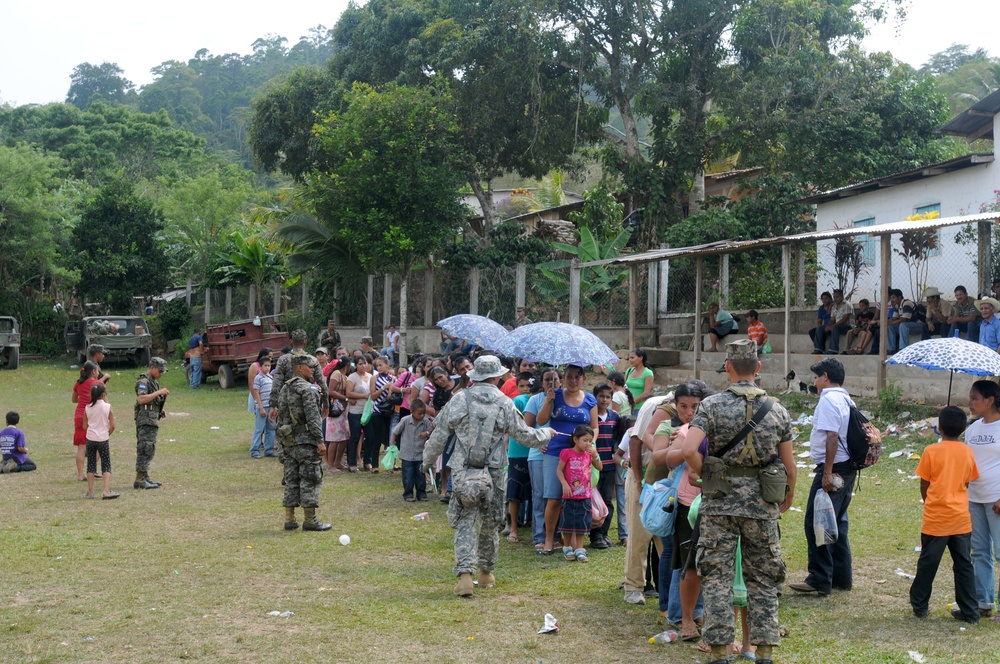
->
xmin=134 ymin=360 xmax=168 ymax=477
xmin=271 ymin=337 xmax=328 ymax=458
xmin=423 ymin=374 xmax=551 ymax=578
xmin=691 ymin=340 xmax=792 ymax=652
xmin=277 ymin=373 xmax=325 ymax=509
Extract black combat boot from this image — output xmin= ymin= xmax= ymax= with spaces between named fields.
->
xmin=302 ymin=507 xmax=331 ymax=531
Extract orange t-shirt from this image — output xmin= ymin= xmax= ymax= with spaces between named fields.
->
xmin=747 ymin=320 xmax=767 ymax=346
xmin=915 ymin=440 xmax=979 ymax=536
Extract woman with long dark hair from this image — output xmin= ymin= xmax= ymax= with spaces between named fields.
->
xmin=72 ymin=362 xmax=100 ymax=481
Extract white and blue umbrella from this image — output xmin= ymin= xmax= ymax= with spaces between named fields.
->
xmin=885 ymin=336 xmax=1000 ymax=403
xmin=493 ymin=321 xmax=618 ymax=367
xmin=436 ymin=314 xmax=509 ymax=351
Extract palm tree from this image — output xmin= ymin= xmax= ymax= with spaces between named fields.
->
xmin=215 ymin=230 xmax=286 ymax=315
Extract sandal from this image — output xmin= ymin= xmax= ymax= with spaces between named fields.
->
xmin=535 ymin=548 xmax=554 ymax=556
xmin=696 ymin=640 xmax=711 ymax=653
xmin=574 ymin=548 xmax=588 ymax=562
xmin=347 ymin=466 xmax=359 ymax=473
xmin=679 ymin=626 xmax=700 ymax=642
xmin=562 ymin=546 xmax=577 ymax=561
xmin=507 ymin=532 xmax=520 ymax=543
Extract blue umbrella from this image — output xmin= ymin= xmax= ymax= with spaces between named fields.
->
xmin=436 ymin=314 xmax=509 ymax=351
xmin=493 ymin=321 xmax=618 ymax=367
xmin=885 ymin=336 xmax=1000 ymax=404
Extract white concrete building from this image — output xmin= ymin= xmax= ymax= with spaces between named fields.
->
xmin=803 ymin=90 xmax=1000 ymax=303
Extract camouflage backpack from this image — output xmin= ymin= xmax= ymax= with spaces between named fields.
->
xmin=451 ymin=391 xmax=503 ymax=509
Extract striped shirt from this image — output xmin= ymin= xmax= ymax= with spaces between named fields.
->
xmin=253 ymin=372 xmax=273 ymax=409
xmin=596 ymin=409 xmax=619 ymax=469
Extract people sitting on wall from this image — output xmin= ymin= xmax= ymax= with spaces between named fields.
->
xmin=808 ymin=291 xmax=833 ymax=354
xmin=745 ymin=309 xmax=769 ymax=353
xmin=921 ymin=288 xmax=953 ymax=340
xmin=843 ymin=299 xmax=877 ymax=354
xmin=948 ymin=285 xmax=981 ymax=342
xmin=976 ymin=296 xmax=1000 ymax=353
xmin=886 ymin=289 xmax=921 ymax=354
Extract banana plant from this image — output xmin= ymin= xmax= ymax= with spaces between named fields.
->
xmin=535 ymin=226 xmax=632 ymax=305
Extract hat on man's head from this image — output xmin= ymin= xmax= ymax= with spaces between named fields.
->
xmin=88 ymin=344 xmax=108 ymax=356
xmin=975 ymin=297 xmax=1000 ymax=311
xmin=467 ymin=355 xmax=507 ymax=382
xmin=314 ymin=347 xmax=329 ymax=356
xmin=726 ymin=338 xmax=758 ymax=362
xmin=923 ymin=287 xmax=942 ymax=298
xmin=327 ymin=320 xmax=336 ymax=326
xmin=290 ymin=329 xmax=308 ymax=343
xmin=292 ymin=353 xmax=319 ymax=369
xmin=150 ymin=357 xmax=168 ymax=372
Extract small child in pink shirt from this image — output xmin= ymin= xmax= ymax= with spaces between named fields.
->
xmin=557 ymin=424 xmax=603 ymax=562
xmin=83 ymin=382 xmax=118 ymax=500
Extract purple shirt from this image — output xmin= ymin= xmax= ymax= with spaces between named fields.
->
xmin=544 ymin=389 xmax=597 ymax=457
xmin=0 ymin=426 xmax=28 ymax=464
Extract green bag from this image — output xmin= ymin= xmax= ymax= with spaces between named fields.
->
xmin=360 ymin=396 xmax=374 ymax=425
xmin=761 ymin=341 xmax=772 ymax=354
xmin=380 ymin=445 xmax=399 ymax=472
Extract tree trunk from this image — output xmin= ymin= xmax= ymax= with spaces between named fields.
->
xmin=469 ymin=178 xmax=495 ymax=241
xmin=689 ymin=169 xmax=705 ymax=215
xmin=615 ymin=96 xmax=643 ymax=163
xmin=399 ymin=270 xmax=409 ymax=368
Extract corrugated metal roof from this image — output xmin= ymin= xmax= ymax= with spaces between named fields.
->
xmin=574 ymin=212 xmax=1000 ymax=268
xmin=938 ymin=88 xmax=1000 ymax=140
xmin=794 ymin=154 xmax=994 ymax=205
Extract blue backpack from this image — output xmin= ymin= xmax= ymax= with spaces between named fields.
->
xmin=639 ymin=463 xmax=686 ymax=538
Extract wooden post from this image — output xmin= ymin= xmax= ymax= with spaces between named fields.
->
xmin=694 ymin=256 xmax=703 ymax=380
xmin=796 ymin=247 xmax=806 ymax=306
xmin=225 ymin=286 xmax=232 ymax=318
xmin=399 ymin=271 xmax=408 ymax=368
xmin=366 ymin=275 xmax=374 ymax=336
xmin=248 ymin=285 xmax=256 ymax=318
xmin=877 ymin=234 xmax=891 ymax=392
xmin=301 ymin=277 xmax=308 ymax=316
xmin=515 ymin=262 xmax=527 ymax=312
xmin=383 ymin=274 xmax=393 ymax=329
xmin=469 ymin=268 xmax=480 ymax=315
xmin=424 ymin=266 xmax=435 ymax=327
xmin=979 ymin=221 xmax=992 ymax=296
xmin=628 ymin=265 xmax=637 ymax=350
xmin=185 ymin=277 xmax=192 ymax=308
xmin=273 ymin=283 xmax=281 ymax=316
xmin=783 ymin=244 xmax=791 ymax=382
xmin=204 ymin=288 xmax=211 ymax=325
xmin=646 ymin=263 xmax=657 ymax=328
xmin=569 ymin=259 xmax=581 ymax=325
xmin=720 ymin=254 xmax=729 ymax=309
xmin=658 ymin=244 xmax=670 ymax=319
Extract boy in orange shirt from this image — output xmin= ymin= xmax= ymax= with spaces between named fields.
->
xmin=746 ymin=309 xmax=768 ymax=352
xmin=910 ymin=406 xmax=980 ymax=622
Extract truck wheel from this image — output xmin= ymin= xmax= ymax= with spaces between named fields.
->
xmin=6 ymin=347 xmax=17 ymax=370
xmin=78 ymin=351 xmax=87 ymax=364
xmin=218 ymin=363 xmax=235 ymax=389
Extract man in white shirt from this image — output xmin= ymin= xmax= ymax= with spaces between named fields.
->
xmin=381 ymin=325 xmax=400 ymax=365
xmin=789 ymin=358 xmax=856 ymax=596
xmin=826 ymin=289 xmax=853 ymax=354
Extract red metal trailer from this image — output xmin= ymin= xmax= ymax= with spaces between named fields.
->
xmin=193 ymin=315 xmax=291 ymax=388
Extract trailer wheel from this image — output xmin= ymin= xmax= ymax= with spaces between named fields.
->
xmin=218 ymin=363 xmax=235 ymax=389
xmin=5 ymin=347 xmax=18 ymax=370
xmin=137 ymin=348 xmax=150 ymax=368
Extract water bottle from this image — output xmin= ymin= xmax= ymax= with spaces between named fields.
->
xmin=411 ymin=512 xmax=430 ymax=521
xmin=662 ymin=496 xmax=676 ymax=513
xmin=649 ymin=630 xmax=679 ymax=644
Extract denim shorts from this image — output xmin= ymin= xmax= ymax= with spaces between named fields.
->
xmin=542 ymin=453 xmax=563 ymax=500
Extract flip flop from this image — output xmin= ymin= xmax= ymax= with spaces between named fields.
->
xmin=507 ymin=533 xmax=520 ymax=543
xmin=696 ymin=640 xmax=712 ymax=653
xmin=535 ymin=549 xmax=554 ymax=556
xmin=680 ymin=627 xmax=701 ymax=642
xmin=102 ymin=492 xmax=120 ymax=500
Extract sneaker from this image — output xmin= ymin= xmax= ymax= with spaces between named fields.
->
xmin=591 ymin=537 xmax=610 ymax=550
xmin=643 ymin=587 xmax=658 ymax=598
xmin=404 ymin=496 xmax=416 ymax=502
xmin=417 ymin=495 xmax=429 ymax=501
xmin=624 ymin=590 xmax=646 ymax=605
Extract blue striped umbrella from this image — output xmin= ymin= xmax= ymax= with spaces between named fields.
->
xmin=493 ymin=321 xmax=618 ymax=367
xmin=436 ymin=314 xmax=509 ymax=351
xmin=885 ymin=336 xmax=1000 ymax=403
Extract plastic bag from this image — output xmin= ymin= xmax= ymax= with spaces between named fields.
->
xmin=380 ymin=445 xmax=399 ymax=472
xmin=591 ymin=489 xmax=609 ymax=527
xmin=761 ymin=341 xmax=772 ymax=354
xmin=688 ymin=493 xmax=701 ymax=528
xmin=360 ymin=397 xmax=374 ymax=426
xmin=813 ymin=488 xmax=838 ymax=546
xmin=639 ymin=464 xmax=684 ymax=537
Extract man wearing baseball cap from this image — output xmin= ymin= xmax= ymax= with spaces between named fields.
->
xmin=134 ymin=357 xmax=169 ymax=490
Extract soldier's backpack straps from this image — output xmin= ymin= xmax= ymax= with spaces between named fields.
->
xmin=464 ymin=389 xmax=503 ymax=469
xmin=715 ymin=397 xmax=774 ymax=463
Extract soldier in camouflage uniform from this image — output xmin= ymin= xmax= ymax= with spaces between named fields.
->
xmin=277 ymin=353 xmax=332 ymax=532
xmin=134 ymin=357 xmax=170 ymax=490
xmin=679 ymin=339 xmax=797 ymax=664
xmin=422 ymin=355 xmax=554 ymax=597
xmin=269 ymin=329 xmax=328 ymax=459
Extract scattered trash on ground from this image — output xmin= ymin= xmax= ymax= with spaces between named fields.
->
xmin=895 ymin=568 xmax=916 ymax=580
xmin=908 ymin=651 xmax=927 ymax=663
xmin=83 ymin=636 xmax=95 ymax=641
xmin=538 ymin=613 xmax=559 ymax=634
xmin=267 ymin=610 xmax=294 ymax=617
xmin=797 ymin=451 xmax=811 ymax=458
xmin=885 ymin=425 xmax=900 ymax=435
xmin=210 ymin=426 xmax=220 ymax=430
xmin=411 ymin=512 xmax=429 ymax=521
xmin=788 ymin=506 xmax=802 ymax=512
xmin=649 ymin=629 xmax=678 ymax=644
xmin=889 ymin=450 xmax=905 ymax=458
xmin=898 ymin=411 xmax=911 ymax=420
xmin=339 ymin=534 xmax=351 ymax=545
xmin=914 ymin=546 xmax=922 ymax=552
xmin=908 ymin=453 xmax=921 ymax=460
xmin=793 ymin=414 xmax=814 ymax=426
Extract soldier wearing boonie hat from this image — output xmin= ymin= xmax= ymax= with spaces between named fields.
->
xmin=133 ymin=357 xmax=170 ymax=490
xmin=677 ymin=337 xmax=795 ymax=664
xmin=88 ymin=344 xmax=111 ymax=384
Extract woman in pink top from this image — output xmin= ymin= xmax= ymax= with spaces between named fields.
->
xmin=72 ymin=362 xmax=100 ymax=481
xmin=651 ymin=381 xmax=713 ymax=643
xmin=83 ymin=382 xmax=118 ymax=499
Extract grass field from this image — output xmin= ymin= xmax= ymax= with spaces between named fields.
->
xmin=0 ymin=360 xmax=996 ymax=663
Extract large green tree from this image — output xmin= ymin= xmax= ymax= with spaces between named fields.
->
xmin=66 ymin=62 xmax=136 ymax=109
xmin=70 ymin=179 xmax=170 ymax=312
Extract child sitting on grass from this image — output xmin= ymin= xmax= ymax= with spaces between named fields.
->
xmin=0 ymin=411 xmax=36 ymax=473
xmin=557 ymin=424 xmax=603 ymax=562
xmin=83 ymin=383 xmax=119 ymax=499
xmin=910 ymin=406 xmax=979 ymax=622
xmin=391 ymin=399 xmax=433 ymax=502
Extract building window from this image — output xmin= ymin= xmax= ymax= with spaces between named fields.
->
xmin=914 ymin=203 xmax=942 ymax=257
xmin=854 ymin=217 xmax=875 ymax=265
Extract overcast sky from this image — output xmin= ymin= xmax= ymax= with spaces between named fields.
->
xmin=0 ymin=0 xmax=994 ymax=107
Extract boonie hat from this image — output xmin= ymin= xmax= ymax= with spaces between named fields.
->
xmin=292 ymin=353 xmax=319 ymax=369
xmin=88 ymin=344 xmax=108 ymax=356
xmin=150 ymin=357 xmax=168 ymax=372
xmin=467 ymin=355 xmax=507 ymax=382
xmin=314 ymin=347 xmax=329 ymax=355
xmin=726 ymin=338 xmax=758 ymax=362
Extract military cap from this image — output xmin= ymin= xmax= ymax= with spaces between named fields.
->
xmin=88 ymin=344 xmax=108 ymax=356
xmin=292 ymin=353 xmax=319 ymax=368
xmin=150 ymin=356 xmax=168 ymax=372
xmin=726 ymin=338 xmax=757 ymax=362
xmin=314 ymin=347 xmax=329 ymax=355
xmin=467 ymin=355 xmax=506 ymax=381
xmin=290 ymin=329 xmax=308 ymax=343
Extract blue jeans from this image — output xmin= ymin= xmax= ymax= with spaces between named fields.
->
xmin=970 ymin=501 xmax=1000 ymax=610
xmin=802 ymin=465 xmax=857 ymax=592
xmin=658 ymin=536 xmax=673 ymax=613
xmin=401 ymin=459 xmax=426 ymax=499
xmin=949 ymin=320 xmax=981 ymax=343
xmin=899 ymin=321 xmax=927 ymax=348
xmin=666 ymin=567 xmax=705 ymax=624
xmin=189 ymin=356 xmax=202 ymax=388
xmin=615 ymin=469 xmax=628 ymax=539
xmin=529 ymin=459 xmax=546 ymax=546
xmin=250 ymin=410 xmax=276 ymax=457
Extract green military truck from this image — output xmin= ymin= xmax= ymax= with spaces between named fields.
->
xmin=0 ymin=316 xmax=20 ymax=370
xmin=65 ymin=316 xmax=152 ymax=366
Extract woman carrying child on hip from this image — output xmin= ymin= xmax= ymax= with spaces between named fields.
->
xmin=557 ymin=424 xmax=603 ymax=562
xmin=83 ymin=382 xmax=119 ymax=500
